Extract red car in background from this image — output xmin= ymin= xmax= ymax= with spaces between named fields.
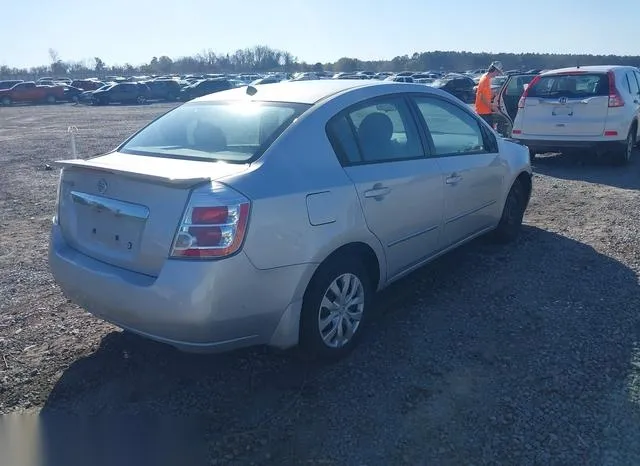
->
xmin=0 ymin=81 xmax=66 ymax=105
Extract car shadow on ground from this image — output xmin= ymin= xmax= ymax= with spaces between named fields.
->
xmin=39 ymin=226 xmax=640 ymax=465
xmin=533 ymin=148 xmax=640 ymax=190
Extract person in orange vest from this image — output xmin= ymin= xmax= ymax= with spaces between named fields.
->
xmin=475 ymin=61 xmax=503 ymax=128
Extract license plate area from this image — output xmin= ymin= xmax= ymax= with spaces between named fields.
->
xmin=83 ymin=211 xmax=143 ymax=252
xmin=71 ymin=191 xmax=148 ymax=255
xmin=552 ymin=105 xmax=573 ymax=116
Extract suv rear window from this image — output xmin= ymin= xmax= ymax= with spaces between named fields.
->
xmin=120 ymin=101 xmax=310 ymax=163
xmin=527 ymin=73 xmax=609 ymax=98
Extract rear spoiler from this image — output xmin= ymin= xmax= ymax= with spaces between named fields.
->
xmin=54 ymin=158 xmax=211 ymax=187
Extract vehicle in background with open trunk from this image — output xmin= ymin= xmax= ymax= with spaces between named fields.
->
xmin=492 ymin=73 xmax=539 ymax=137
xmin=49 ymin=80 xmax=532 ymax=360
xmin=510 ymin=65 xmax=640 ymax=164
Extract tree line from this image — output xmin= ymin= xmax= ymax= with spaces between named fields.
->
xmin=2 ymin=46 xmax=639 ymax=80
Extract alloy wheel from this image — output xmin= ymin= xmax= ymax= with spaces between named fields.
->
xmin=317 ymin=273 xmax=365 ymax=348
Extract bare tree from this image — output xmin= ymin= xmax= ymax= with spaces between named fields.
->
xmin=48 ymin=48 xmax=60 ymax=65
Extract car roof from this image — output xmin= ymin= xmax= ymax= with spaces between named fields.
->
xmin=193 ymin=79 xmax=383 ymax=104
xmin=541 ymin=65 xmax=633 ymax=76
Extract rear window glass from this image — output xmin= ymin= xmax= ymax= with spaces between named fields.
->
xmin=527 ymin=73 xmax=609 ymax=98
xmin=120 ymin=101 xmax=309 ymax=163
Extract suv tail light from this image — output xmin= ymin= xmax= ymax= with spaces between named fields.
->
xmin=170 ymin=182 xmax=250 ymax=259
xmin=517 ymin=75 xmax=541 ymax=109
xmin=607 ymin=70 xmax=624 ymax=107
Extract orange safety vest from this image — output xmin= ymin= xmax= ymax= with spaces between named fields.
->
xmin=475 ymin=73 xmax=492 ymax=115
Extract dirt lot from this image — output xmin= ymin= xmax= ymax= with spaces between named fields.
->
xmin=1 ymin=103 xmax=640 ymax=465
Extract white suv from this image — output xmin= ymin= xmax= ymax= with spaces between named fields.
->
xmin=511 ymin=65 xmax=640 ymax=164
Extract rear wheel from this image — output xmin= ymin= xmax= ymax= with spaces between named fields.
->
xmin=136 ymin=95 xmax=147 ymax=105
xmin=492 ymin=179 xmax=527 ymax=244
xmin=45 ymin=95 xmax=56 ymax=104
xmin=613 ymin=128 xmax=634 ymax=165
xmin=1 ymin=96 xmax=11 ymax=106
xmin=299 ymin=255 xmax=372 ymax=360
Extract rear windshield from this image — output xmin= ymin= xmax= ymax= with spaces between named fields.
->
xmin=527 ymin=73 xmax=609 ymax=98
xmin=120 ymin=101 xmax=309 ymax=163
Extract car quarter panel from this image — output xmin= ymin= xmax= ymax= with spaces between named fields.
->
xmin=496 ymin=138 xmax=533 ymax=205
xmin=220 ymin=107 xmax=385 ymax=287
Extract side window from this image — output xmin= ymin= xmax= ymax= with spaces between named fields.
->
xmin=634 ymin=71 xmax=640 ymax=93
xmin=345 ymin=97 xmax=424 ymax=163
xmin=414 ymin=97 xmax=489 ymax=156
xmin=627 ymin=72 xmax=639 ymax=95
xmin=326 ymin=115 xmax=362 ymax=164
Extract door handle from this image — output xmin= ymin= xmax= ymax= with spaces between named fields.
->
xmin=364 ymin=185 xmax=391 ymax=199
xmin=445 ymin=173 xmax=463 ymax=185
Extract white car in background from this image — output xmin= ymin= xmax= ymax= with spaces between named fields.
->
xmin=511 ymin=65 xmax=640 ymax=164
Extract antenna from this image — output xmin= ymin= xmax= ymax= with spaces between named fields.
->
xmin=246 ymin=85 xmax=257 ymax=96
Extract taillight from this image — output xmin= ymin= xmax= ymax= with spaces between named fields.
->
xmin=607 ymin=70 xmax=624 ymax=107
xmin=170 ymin=182 xmax=251 ymax=259
xmin=517 ymin=75 xmax=540 ymax=109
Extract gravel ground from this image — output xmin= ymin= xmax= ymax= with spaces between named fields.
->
xmin=1 ymin=103 xmax=640 ymax=465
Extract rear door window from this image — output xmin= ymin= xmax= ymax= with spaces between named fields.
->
xmin=527 ymin=73 xmax=608 ymax=98
xmin=326 ymin=116 xmax=362 ymax=164
xmin=345 ymin=97 xmax=424 ymax=163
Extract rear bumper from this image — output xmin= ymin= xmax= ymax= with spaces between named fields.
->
xmin=512 ymin=138 xmax=626 ymax=153
xmin=49 ymin=225 xmax=313 ymax=353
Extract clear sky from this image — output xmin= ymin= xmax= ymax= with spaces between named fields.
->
xmin=2 ymin=0 xmax=639 ymax=68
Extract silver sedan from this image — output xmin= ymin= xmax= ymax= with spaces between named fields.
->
xmin=49 ymin=79 xmax=532 ymax=359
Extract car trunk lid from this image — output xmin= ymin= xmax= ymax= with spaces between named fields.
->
xmin=56 ymin=152 xmax=249 ymax=276
xmin=519 ymin=72 xmax=610 ymax=137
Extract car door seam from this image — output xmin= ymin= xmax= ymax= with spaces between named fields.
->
xmin=387 ymin=224 xmax=439 ymax=248
xmin=445 ymin=199 xmax=496 ymax=224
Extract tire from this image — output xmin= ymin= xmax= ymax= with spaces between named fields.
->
xmin=613 ymin=128 xmax=634 ymax=165
xmin=136 ymin=95 xmax=147 ymax=105
xmin=492 ymin=179 xmax=528 ymax=244
xmin=1 ymin=96 xmax=11 ymax=106
xmin=299 ymin=255 xmax=373 ymax=360
xmin=45 ymin=95 xmax=56 ymax=104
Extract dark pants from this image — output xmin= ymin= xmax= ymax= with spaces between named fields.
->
xmin=479 ymin=113 xmax=493 ymax=128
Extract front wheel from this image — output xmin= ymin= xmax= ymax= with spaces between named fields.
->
xmin=299 ymin=256 xmax=373 ymax=360
xmin=492 ymin=179 xmax=528 ymax=244
xmin=136 ymin=95 xmax=147 ymax=105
